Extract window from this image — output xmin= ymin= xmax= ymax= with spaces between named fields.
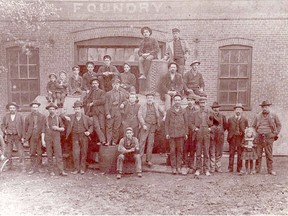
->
xmin=218 ymin=45 xmax=252 ymax=110
xmin=6 ymin=47 xmax=40 ymax=109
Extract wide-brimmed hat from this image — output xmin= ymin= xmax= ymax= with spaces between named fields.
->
xmin=90 ymin=77 xmax=99 ymax=84
xmin=111 ymin=76 xmax=121 ymax=84
xmin=30 ymin=99 xmax=41 ymax=107
xmin=6 ymin=102 xmax=19 ymax=110
xmin=259 ymin=100 xmax=272 ymax=107
xmin=73 ymin=100 xmax=83 ymax=108
xmin=173 ymin=93 xmax=182 ymax=100
xmin=168 ymin=61 xmax=178 ymax=68
xmin=48 ymin=73 xmax=57 ymax=79
xmin=211 ymin=101 xmax=221 ymax=108
xmin=141 ymin=26 xmax=152 ymax=35
xmin=190 ymin=60 xmax=201 ymax=66
xmin=172 ymin=28 xmax=180 ymax=33
xmin=234 ymin=103 xmax=244 ymax=110
xmin=46 ymin=102 xmax=58 ymax=110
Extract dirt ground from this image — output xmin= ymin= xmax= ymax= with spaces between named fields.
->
xmin=0 ymin=155 xmax=288 ymax=215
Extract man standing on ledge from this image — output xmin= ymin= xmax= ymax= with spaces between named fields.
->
xmin=138 ymin=26 xmax=160 ymax=80
xmin=163 ymin=28 xmax=190 ymax=75
xmin=252 ymin=100 xmax=281 ymax=175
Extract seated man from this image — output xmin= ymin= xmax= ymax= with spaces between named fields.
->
xmin=183 ymin=60 xmax=205 ymax=97
xmin=160 ymin=62 xmax=184 ymax=110
xmin=120 ymin=62 xmax=136 ymax=93
xmin=116 ymin=127 xmax=142 ymax=179
xmin=138 ymin=26 xmax=160 ymax=80
xmin=97 ymin=55 xmax=120 ymax=92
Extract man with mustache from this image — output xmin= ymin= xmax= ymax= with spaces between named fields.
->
xmin=227 ymin=103 xmax=248 ymax=173
xmin=252 ymin=100 xmax=281 ymax=175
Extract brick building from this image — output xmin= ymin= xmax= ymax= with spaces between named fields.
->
xmin=0 ymin=0 xmax=287 ymax=154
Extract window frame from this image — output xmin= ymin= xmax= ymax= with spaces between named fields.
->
xmin=217 ymin=45 xmax=252 ymax=111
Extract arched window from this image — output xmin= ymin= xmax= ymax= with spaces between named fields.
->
xmin=218 ymin=45 xmax=252 ymax=110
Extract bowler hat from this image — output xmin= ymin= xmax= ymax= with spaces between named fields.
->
xmin=234 ymin=103 xmax=244 ymax=110
xmin=29 ymin=99 xmax=41 ymax=107
xmin=145 ymin=92 xmax=155 ymax=97
xmin=73 ymin=100 xmax=83 ymax=108
xmin=46 ymin=102 xmax=58 ymax=110
xmin=211 ymin=101 xmax=221 ymax=108
xmin=6 ymin=102 xmax=19 ymax=110
xmin=190 ymin=60 xmax=201 ymax=66
xmin=172 ymin=28 xmax=180 ymax=33
xmin=90 ymin=77 xmax=99 ymax=84
xmin=141 ymin=26 xmax=152 ymax=35
xmin=48 ymin=73 xmax=57 ymax=79
xmin=103 ymin=55 xmax=112 ymax=60
xmin=168 ymin=62 xmax=178 ymax=68
xmin=173 ymin=93 xmax=182 ymax=100
xmin=126 ymin=127 xmax=133 ymax=132
xmin=259 ymin=100 xmax=272 ymax=107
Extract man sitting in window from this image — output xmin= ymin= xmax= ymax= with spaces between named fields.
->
xmin=97 ymin=55 xmax=120 ymax=92
xmin=138 ymin=26 xmax=160 ymax=80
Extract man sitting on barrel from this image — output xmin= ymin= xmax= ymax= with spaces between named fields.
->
xmin=116 ymin=127 xmax=142 ymax=179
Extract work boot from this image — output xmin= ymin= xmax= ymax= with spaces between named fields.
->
xmin=147 ymin=161 xmax=153 ymax=167
xmin=80 ymin=170 xmax=85 ymax=175
xmin=269 ymin=171 xmax=276 ymax=176
xmin=137 ymin=172 xmax=142 ymax=178
xmin=60 ymin=171 xmax=68 ymax=176
xmin=205 ymin=171 xmax=211 ymax=176
xmin=71 ymin=170 xmax=79 ymax=175
xmin=172 ymin=168 xmax=177 ymax=175
xmin=195 ymin=170 xmax=200 ymax=176
xmin=116 ymin=173 xmax=122 ymax=179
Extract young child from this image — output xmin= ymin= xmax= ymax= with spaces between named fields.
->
xmin=240 ymin=127 xmax=258 ymax=175
xmin=55 ymin=71 xmax=68 ymax=108
xmin=46 ymin=73 xmax=58 ymax=103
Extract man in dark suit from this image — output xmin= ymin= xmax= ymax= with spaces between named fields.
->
xmin=82 ymin=61 xmax=98 ymax=92
xmin=1 ymin=102 xmax=25 ymax=172
xmin=24 ymin=100 xmax=46 ymax=174
xmin=227 ymin=103 xmax=248 ymax=172
xmin=65 ymin=100 xmax=93 ymax=175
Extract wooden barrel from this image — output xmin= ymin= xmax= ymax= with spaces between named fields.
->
xmin=99 ymin=145 xmax=119 ymax=174
xmin=139 ymin=60 xmax=168 ymax=94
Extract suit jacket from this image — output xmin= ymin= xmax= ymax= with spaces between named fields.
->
xmin=191 ymin=109 xmax=214 ymax=131
xmin=84 ymin=88 xmax=106 ymax=116
xmin=105 ymin=89 xmax=127 ymax=117
xmin=138 ymin=102 xmax=165 ymax=128
xmin=1 ymin=113 xmax=25 ymax=138
xmin=165 ymin=106 xmax=188 ymax=138
xmin=160 ymin=73 xmax=184 ymax=99
xmin=82 ymin=71 xmax=98 ymax=91
xmin=227 ymin=116 xmax=248 ymax=142
xmin=138 ymin=37 xmax=160 ymax=58
xmin=164 ymin=39 xmax=190 ymax=61
xmin=24 ymin=112 xmax=46 ymax=140
xmin=65 ymin=113 xmax=93 ymax=139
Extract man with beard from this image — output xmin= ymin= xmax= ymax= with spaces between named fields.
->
xmin=43 ymin=102 xmax=67 ymax=176
xmin=209 ymin=102 xmax=227 ymax=173
xmin=84 ymin=77 xmax=106 ymax=145
xmin=65 ymin=100 xmax=93 ymax=175
xmin=160 ymin=62 xmax=184 ymax=111
xmin=1 ymin=102 xmax=25 ymax=172
xmin=165 ymin=94 xmax=188 ymax=175
xmin=24 ymin=100 xmax=46 ymax=174
xmin=252 ymin=100 xmax=281 ymax=175
xmin=227 ymin=103 xmax=248 ymax=173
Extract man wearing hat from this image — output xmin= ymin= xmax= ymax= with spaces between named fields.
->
xmin=116 ymin=127 xmax=142 ymax=179
xmin=97 ymin=55 xmax=120 ymax=92
xmin=138 ymin=92 xmax=165 ymax=167
xmin=252 ymin=100 xmax=281 ymax=175
xmin=138 ymin=26 xmax=160 ymax=79
xmin=209 ymin=102 xmax=227 ymax=173
xmin=227 ymin=103 xmax=248 ymax=173
xmin=65 ymin=100 xmax=93 ymax=175
xmin=182 ymin=94 xmax=198 ymax=174
xmin=43 ymin=102 xmax=67 ymax=176
xmin=165 ymin=94 xmax=188 ymax=175
xmin=191 ymin=98 xmax=214 ymax=176
xmin=183 ymin=60 xmax=205 ymax=97
xmin=46 ymin=73 xmax=58 ymax=103
xmin=105 ymin=76 xmax=127 ymax=146
xmin=83 ymin=77 xmax=106 ymax=145
xmin=24 ymin=100 xmax=46 ymax=174
xmin=163 ymin=28 xmax=191 ymax=75
xmin=160 ymin=62 xmax=184 ymax=111
xmin=1 ymin=102 xmax=25 ymax=172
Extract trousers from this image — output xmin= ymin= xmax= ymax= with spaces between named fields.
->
xmin=72 ymin=133 xmax=88 ymax=171
xmin=117 ymin=153 xmax=142 ymax=173
xmin=139 ymin=123 xmax=157 ymax=162
xmin=169 ymin=137 xmax=184 ymax=169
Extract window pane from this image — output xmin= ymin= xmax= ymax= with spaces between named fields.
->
xmin=30 ymin=80 xmax=39 ymax=91
xmin=239 ymin=65 xmax=248 ymax=77
xmin=219 ymin=92 xmax=228 ymax=104
xmin=220 ymin=50 xmax=229 ymax=63
xmin=29 ymin=50 xmax=39 ymax=64
xmin=219 ymin=79 xmax=229 ymax=90
xmin=238 ymin=80 xmax=248 ymax=90
xmin=9 ymin=50 xmax=18 ymax=63
xmin=19 ymin=52 xmax=27 ymax=64
xmin=78 ymin=48 xmax=87 ymax=62
xmin=20 ymin=80 xmax=29 ymax=91
xmin=230 ymin=50 xmax=239 ymax=63
xmin=21 ymin=92 xmax=30 ymax=105
xmin=10 ymin=64 xmax=18 ymax=79
xmin=239 ymin=50 xmax=249 ymax=63
xmin=11 ymin=93 xmax=20 ymax=105
xmin=220 ymin=64 xmax=229 ymax=77
xmin=20 ymin=66 xmax=28 ymax=78
xmin=88 ymin=48 xmax=98 ymax=61
xmin=238 ymin=92 xmax=247 ymax=104
xmin=229 ymin=80 xmax=237 ymax=90
xmin=230 ymin=65 xmax=238 ymax=77
xmin=115 ymin=48 xmax=125 ymax=61
xmin=124 ymin=48 xmax=135 ymax=62
xmin=29 ymin=65 xmax=39 ymax=78
xmin=229 ymin=92 xmax=237 ymax=104
xmin=97 ymin=48 xmax=106 ymax=61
